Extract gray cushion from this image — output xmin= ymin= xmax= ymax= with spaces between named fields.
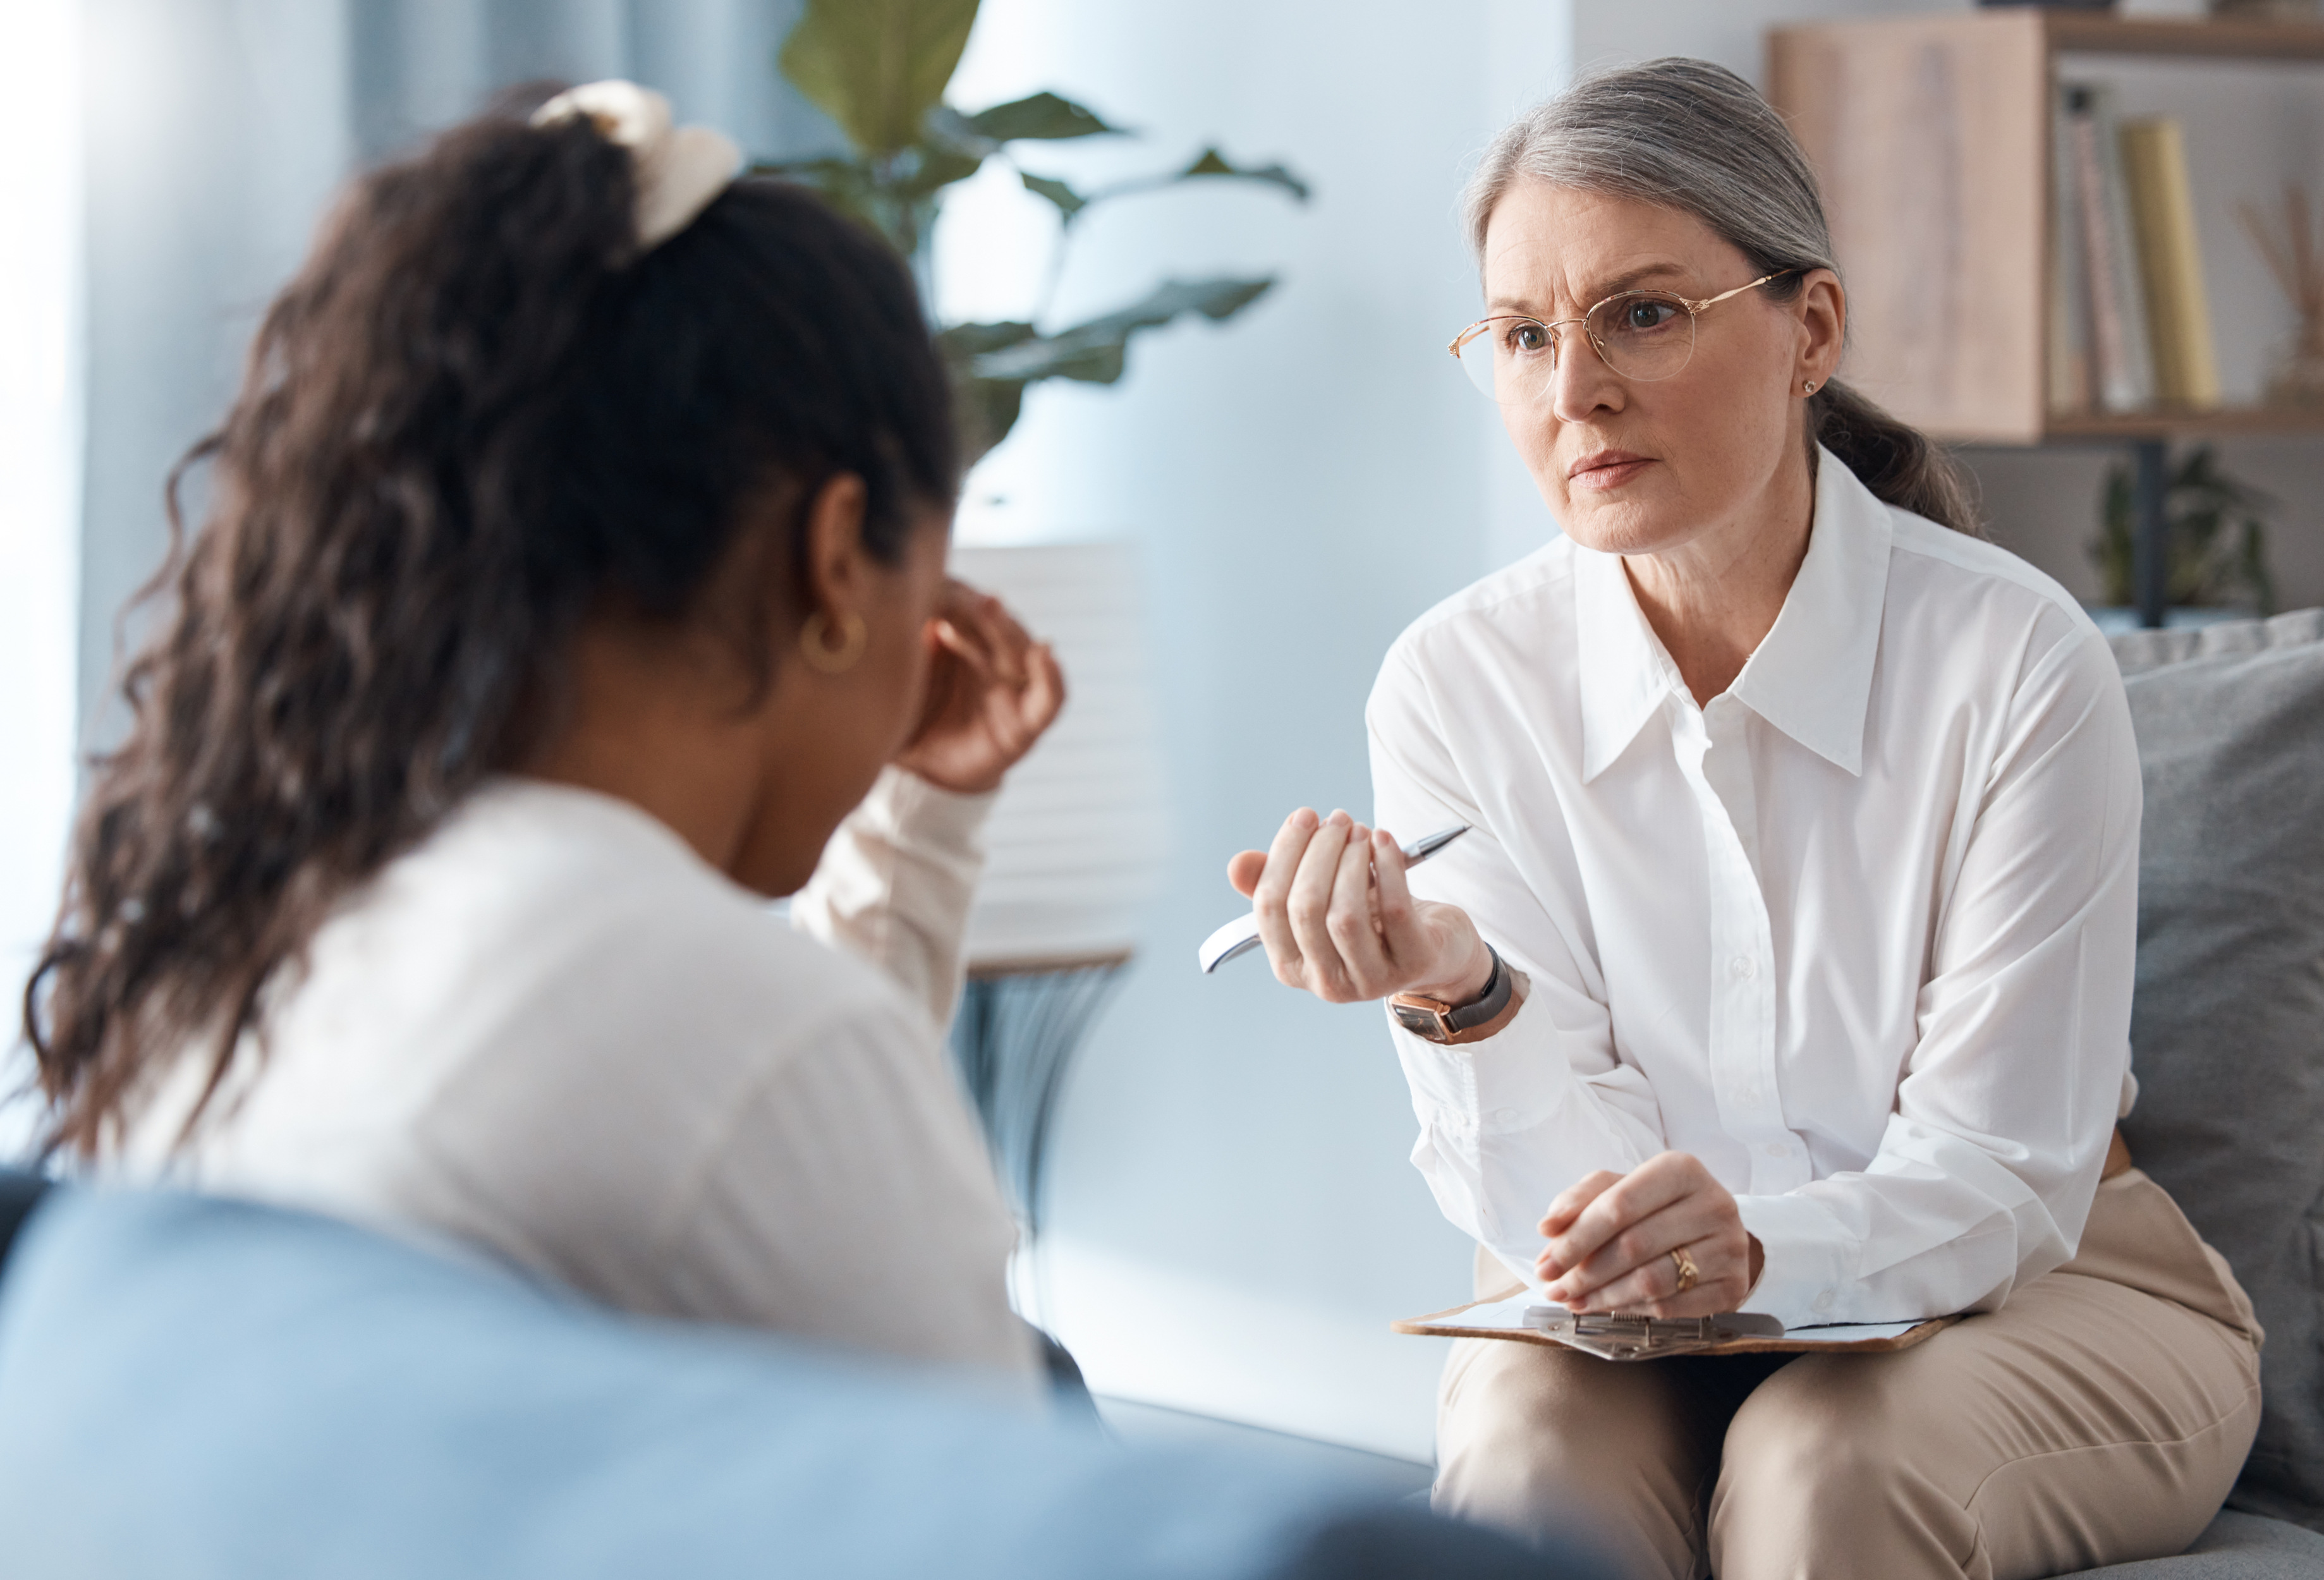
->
xmin=2069 ymin=1510 xmax=2324 ymax=1577
xmin=2110 ymin=609 xmax=2324 ymax=1534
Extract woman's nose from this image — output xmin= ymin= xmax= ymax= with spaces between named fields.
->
xmin=1548 ymin=331 xmax=1624 ymax=424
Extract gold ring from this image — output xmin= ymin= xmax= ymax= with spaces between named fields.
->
xmin=1669 ymin=1246 xmax=1700 ymax=1294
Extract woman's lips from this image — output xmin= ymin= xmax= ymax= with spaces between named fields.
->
xmin=1567 ymin=451 xmax=1655 ymax=491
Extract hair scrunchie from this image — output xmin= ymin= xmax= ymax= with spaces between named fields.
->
xmin=531 ymin=80 xmax=742 ymax=251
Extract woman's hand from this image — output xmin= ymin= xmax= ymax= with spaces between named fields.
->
xmin=1536 ymin=1152 xmax=1764 ymax=1318
xmin=894 ymin=580 xmax=1066 ymax=795
xmin=1226 ymin=808 xmax=1493 ymax=1005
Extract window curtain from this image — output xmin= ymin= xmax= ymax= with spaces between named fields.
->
xmin=76 ymin=0 xmax=835 ymax=743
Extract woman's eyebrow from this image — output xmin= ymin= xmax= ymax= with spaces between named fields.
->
xmin=1485 ymin=261 xmax=1695 ymax=317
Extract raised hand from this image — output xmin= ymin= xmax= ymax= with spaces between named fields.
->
xmin=1226 ymin=807 xmax=1494 ymax=1006
xmin=894 ymin=580 xmax=1066 ymax=795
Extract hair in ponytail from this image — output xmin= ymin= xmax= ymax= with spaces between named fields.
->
xmin=1461 ymin=58 xmax=1980 ymax=537
xmin=27 ymin=92 xmax=956 ymax=1155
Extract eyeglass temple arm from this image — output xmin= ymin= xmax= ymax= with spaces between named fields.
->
xmin=1681 ymin=269 xmax=1795 ymax=313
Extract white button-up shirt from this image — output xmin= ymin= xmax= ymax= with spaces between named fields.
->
xmin=1369 ymin=451 xmax=2140 ymax=1328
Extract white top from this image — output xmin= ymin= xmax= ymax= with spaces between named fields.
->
xmin=1370 ymin=451 xmax=2141 ymax=1329
xmin=111 ymin=768 xmax=1038 ymax=1386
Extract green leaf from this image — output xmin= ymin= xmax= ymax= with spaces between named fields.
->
xmin=1019 ymin=171 xmax=1088 ymax=221
xmin=967 ymin=92 xmax=1119 ymax=143
xmin=778 ymin=0 xmax=982 ymax=157
xmin=968 ymin=276 xmax=1277 ymax=386
xmin=1180 ymin=147 xmax=1311 ymax=202
xmin=889 ymin=142 xmax=986 ymax=202
xmin=938 ymin=320 xmax=1039 ymax=358
xmin=936 ymin=324 xmax=1039 ymax=464
xmin=951 ymin=375 xmax=1027 ymax=468
xmin=922 ymin=105 xmax=999 ymax=160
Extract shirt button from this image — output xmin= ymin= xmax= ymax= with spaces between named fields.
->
xmin=1729 ymin=955 xmax=1756 ymax=980
xmin=1763 ymin=1143 xmax=1787 ymax=1158
xmin=1494 ymin=1107 xmax=1519 ymax=1125
xmin=1813 ymin=1289 xmax=1836 ymax=1315
xmin=1740 ymin=1088 xmax=1761 ymax=1107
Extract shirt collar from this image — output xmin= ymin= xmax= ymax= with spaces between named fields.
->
xmin=1574 ymin=447 xmax=1894 ymax=782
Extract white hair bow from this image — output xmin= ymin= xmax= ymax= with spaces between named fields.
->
xmin=530 ymin=80 xmax=742 ymax=250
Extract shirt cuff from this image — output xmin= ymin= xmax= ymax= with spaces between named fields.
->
xmin=860 ymin=766 xmax=997 ymax=856
xmin=1385 ymin=984 xmax=1569 ymax=1140
xmin=1734 ymin=1191 xmax=1856 ymax=1328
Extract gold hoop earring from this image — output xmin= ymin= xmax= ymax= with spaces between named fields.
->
xmin=799 ymin=610 xmax=867 ymax=675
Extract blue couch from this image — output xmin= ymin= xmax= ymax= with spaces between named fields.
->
xmin=0 ymin=1181 xmax=1600 ymax=1579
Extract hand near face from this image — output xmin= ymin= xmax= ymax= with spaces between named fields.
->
xmin=1535 ymin=1151 xmax=1764 ymax=1318
xmin=893 ymin=580 xmax=1065 ymax=795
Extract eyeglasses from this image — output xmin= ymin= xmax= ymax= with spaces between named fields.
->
xmin=1448 ymin=270 xmax=1794 ymax=404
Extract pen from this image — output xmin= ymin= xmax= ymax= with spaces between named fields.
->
xmin=1196 ymin=823 xmax=1472 ymax=974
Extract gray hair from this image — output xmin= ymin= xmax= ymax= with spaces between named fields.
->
xmin=1462 ymin=59 xmax=1978 ymax=536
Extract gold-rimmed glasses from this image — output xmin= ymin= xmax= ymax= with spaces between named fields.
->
xmin=1449 ymin=270 xmax=1795 ymax=404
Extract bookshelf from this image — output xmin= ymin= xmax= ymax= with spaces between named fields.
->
xmin=1767 ymin=13 xmax=2324 ymax=624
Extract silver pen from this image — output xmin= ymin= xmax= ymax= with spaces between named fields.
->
xmin=1196 ymin=823 xmax=1472 ymax=974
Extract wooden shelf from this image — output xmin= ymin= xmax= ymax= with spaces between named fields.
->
xmin=2045 ymin=15 xmax=2324 ymax=63
xmin=1768 ymin=13 xmax=2324 ymax=447
xmin=2043 ymin=406 xmax=2324 ymax=442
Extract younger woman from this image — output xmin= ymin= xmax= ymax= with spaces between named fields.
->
xmin=29 ymin=83 xmax=1062 ymax=1385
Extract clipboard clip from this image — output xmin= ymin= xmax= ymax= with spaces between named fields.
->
xmin=1523 ymin=1307 xmax=1786 ymax=1360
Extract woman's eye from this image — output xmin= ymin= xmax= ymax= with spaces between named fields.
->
xmin=1509 ymin=322 xmax=1550 ymax=353
xmin=1622 ymin=300 xmax=1678 ymax=332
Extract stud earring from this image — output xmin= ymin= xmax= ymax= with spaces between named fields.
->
xmin=1803 ymin=379 xmax=1818 ymax=395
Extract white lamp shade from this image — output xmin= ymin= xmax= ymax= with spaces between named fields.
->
xmin=948 ymin=543 xmax=1168 ymax=973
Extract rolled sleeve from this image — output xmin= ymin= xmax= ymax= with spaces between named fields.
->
xmin=791 ymin=768 xmax=997 ymax=1031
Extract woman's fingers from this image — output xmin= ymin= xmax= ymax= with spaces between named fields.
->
xmin=1251 ymin=810 xmax=1321 ymax=984
xmin=1531 ymin=1152 xmax=1754 ymax=1317
xmin=997 ymin=640 xmax=1064 ymax=747
xmin=1542 ymin=1152 xmax=1697 ymax=1272
xmin=1535 ymin=1170 xmax=1622 ymax=1280
xmin=1562 ymin=1220 xmax=1754 ymax=1319
xmin=1554 ymin=1193 xmax=1730 ymax=1295
xmin=1284 ymin=813 xmax=1359 ymax=998
xmin=1324 ymin=824 xmax=1394 ymax=991
xmin=1368 ymin=830 xmax=1427 ymax=963
xmin=1226 ymin=849 xmax=1267 ymax=897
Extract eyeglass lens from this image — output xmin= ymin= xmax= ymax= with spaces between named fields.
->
xmin=1456 ymin=292 xmax=1698 ymax=404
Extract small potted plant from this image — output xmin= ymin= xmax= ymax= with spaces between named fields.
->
xmin=2089 ymin=444 xmax=2277 ymax=627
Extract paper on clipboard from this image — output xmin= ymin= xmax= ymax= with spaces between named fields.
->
xmin=1391 ymin=1291 xmax=1954 ymax=1359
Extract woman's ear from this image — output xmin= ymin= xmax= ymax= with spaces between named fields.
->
xmin=800 ymin=472 xmax=872 ymax=624
xmin=1794 ymin=267 xmax=1845 ymax=391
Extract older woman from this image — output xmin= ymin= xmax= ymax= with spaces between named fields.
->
xmin=30 ymin=86 xmax=1061 ymax=1389
xmin=1232 ymin=61 xmax=2260 ymax=1579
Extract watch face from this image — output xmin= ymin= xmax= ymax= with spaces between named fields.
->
xmin=1391 ymin=1002 xmax=1447 ymax=1038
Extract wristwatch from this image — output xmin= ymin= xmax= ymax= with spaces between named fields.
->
xmin=1390 ymin=945 xmax=1517 ymax=1044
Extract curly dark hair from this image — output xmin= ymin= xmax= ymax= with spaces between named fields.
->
xmin=26 ymin=94 xmax=958 ymax=1155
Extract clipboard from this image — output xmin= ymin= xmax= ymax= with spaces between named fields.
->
xmin=1392 ymin=1291 xmax=1957 ymax=1360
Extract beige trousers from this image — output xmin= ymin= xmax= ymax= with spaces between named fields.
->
xmin=1433 ymin=1170 xmax=2263 ymax=1580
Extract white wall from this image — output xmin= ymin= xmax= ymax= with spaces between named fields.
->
xmin=0 ymin=0 xmax=86 ymax=1153
xmin=938 ymin=0 xmax=1578 ymax=1458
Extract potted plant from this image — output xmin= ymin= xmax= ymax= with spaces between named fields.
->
xmin=760 ymin=0 xmax=1311 ymax=464
xmin=2088 ymin=444 xmax=2277 ymax=626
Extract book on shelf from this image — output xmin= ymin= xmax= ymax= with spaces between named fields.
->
xmin=2048 ymin=85 xmax=2093 ymax=416
xmin=2062 ymin=83 xmax=2157 ymax=415
xmin=2119 ymin=118 xmax=2223 ymax=411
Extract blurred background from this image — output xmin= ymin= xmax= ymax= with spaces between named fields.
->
xmin=2 ymin=0 xmax=2317 ymax=1463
